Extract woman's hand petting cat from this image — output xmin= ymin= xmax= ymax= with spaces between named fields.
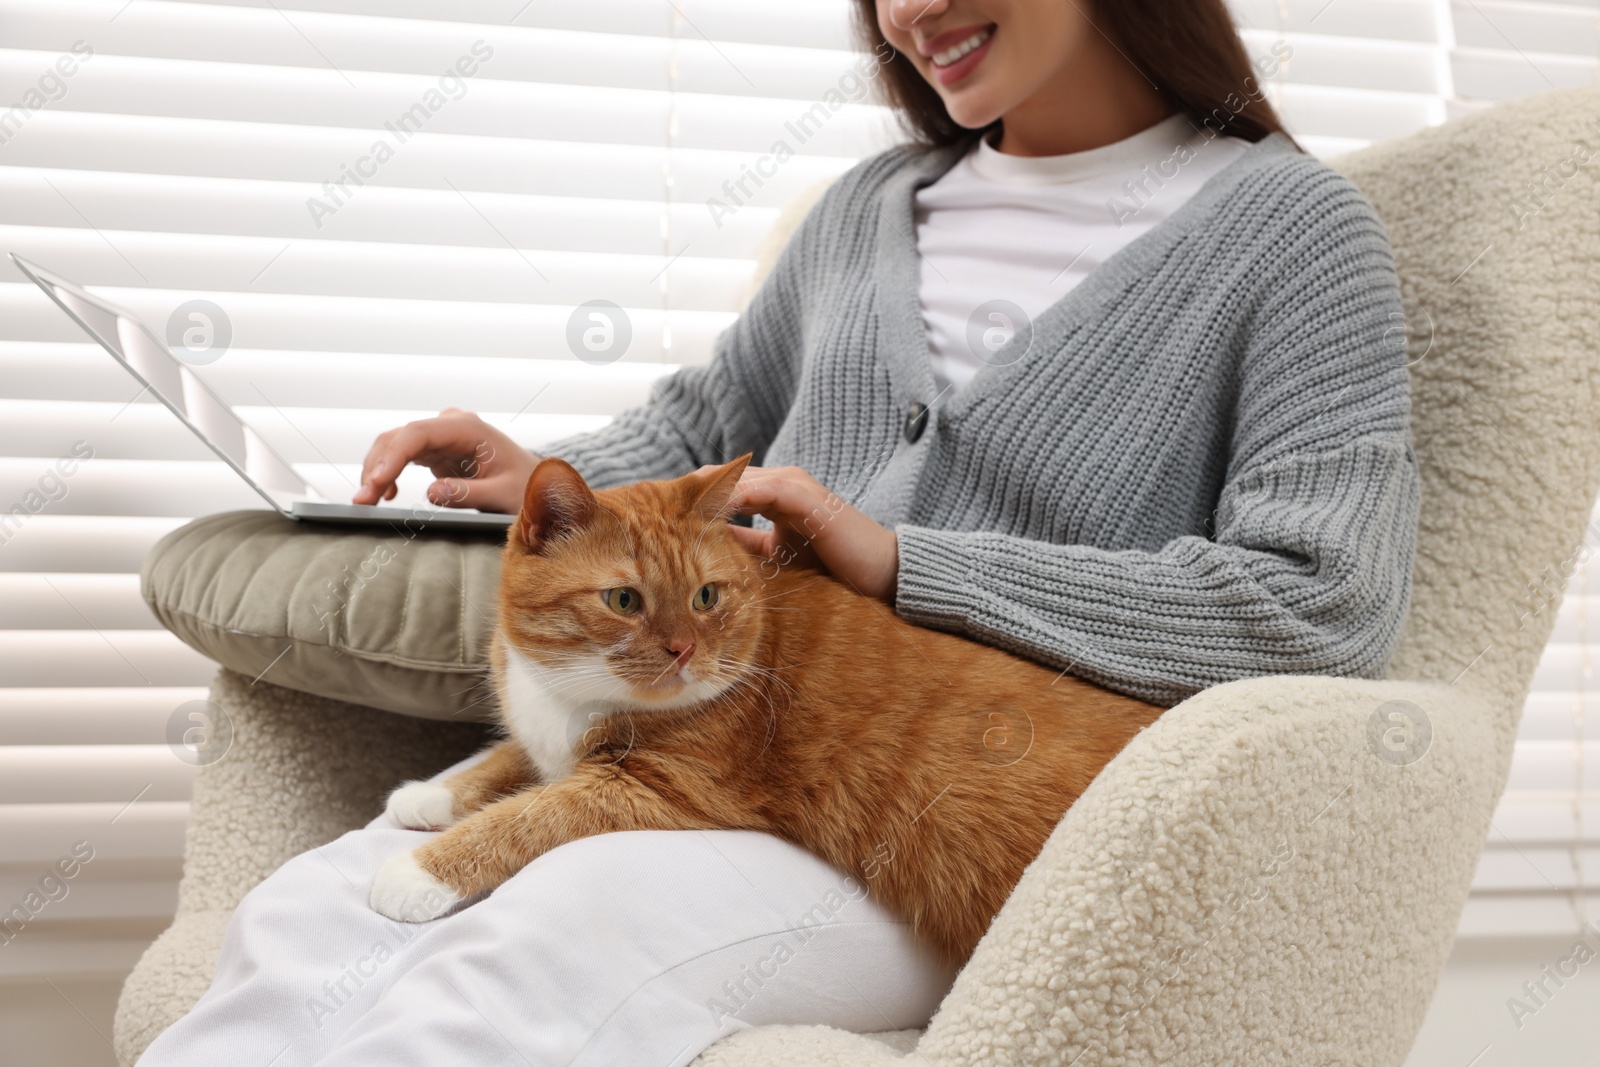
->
xmin=715 ymin=464 xmax=900 ymax=601
xmin=354 ymin=408 xmax=540 ymax=514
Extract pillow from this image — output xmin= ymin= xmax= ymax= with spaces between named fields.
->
xmin=142 ymin=510 xmax=505 ymax=720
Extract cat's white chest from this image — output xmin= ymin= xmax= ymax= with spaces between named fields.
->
xmin=497 ymin=641 xmax=611 ymax=782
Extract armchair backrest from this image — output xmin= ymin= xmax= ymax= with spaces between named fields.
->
xmin=1337 ymin=85 xmax=1600 ymax=712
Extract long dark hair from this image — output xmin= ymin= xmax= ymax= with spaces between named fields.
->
xmin=853 ymin=0 xmax=1296 ymax=149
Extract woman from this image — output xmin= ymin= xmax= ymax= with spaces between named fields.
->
xmin=141 ymin=0 xmax=1417 ymax=1063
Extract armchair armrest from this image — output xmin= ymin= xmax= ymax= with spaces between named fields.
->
xmin=694 ymin=675 xmax=1511 ymax=1067
xmin=141 ymin=510 xmax=505 ymax=720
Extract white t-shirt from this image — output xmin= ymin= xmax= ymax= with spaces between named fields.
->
xmin=913 ymin=112 xmax=1250 ymax=394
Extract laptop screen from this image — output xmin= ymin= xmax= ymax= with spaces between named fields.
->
xmin=112 ymin=316 xmax=310 ymax=499
xmin=21 ymin=259 xmax=313 ymax=508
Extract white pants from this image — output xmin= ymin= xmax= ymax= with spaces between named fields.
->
xmin=137 ymin=754 xmax=957 ymax=1066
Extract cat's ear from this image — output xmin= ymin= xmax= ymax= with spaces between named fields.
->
xmin=517 ymin=458 xmax=599 ymax=552
xmin=688 ymin=453 xmax=752 ymax=524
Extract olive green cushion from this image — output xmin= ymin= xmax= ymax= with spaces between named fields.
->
xmin=141 ymin=510 xmax=506 ymax=720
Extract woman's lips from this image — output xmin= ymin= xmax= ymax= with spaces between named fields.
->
xmin=928 ymin=25 xmax=995 ymax=87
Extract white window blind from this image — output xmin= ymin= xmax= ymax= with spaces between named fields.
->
xmin=0 ymin=0 xmax=897 ymax=981
xmin=0 ymin=0 xmax=1593 ymax=986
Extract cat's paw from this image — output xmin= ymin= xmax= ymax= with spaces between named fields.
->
xmin=369 ymin=851 xmax=463 ymax=922
xmin=385 ymin=781 xmax=458 ymax=831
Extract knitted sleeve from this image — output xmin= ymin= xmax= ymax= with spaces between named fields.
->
xmin=892 ymin=174 xmax=1421 ymax=707
xmin=539 ymin=201 xmax=819 ymax=490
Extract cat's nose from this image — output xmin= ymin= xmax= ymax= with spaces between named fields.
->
xmin=664 ymin=637 xmax=696 ymax=663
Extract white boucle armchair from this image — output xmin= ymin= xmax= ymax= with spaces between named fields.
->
xmin=116 ymin=84 xmax=1600 ymax=1066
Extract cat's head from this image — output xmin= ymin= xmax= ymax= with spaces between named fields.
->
xmin=496 ymin=455 xmax=763 ymax=712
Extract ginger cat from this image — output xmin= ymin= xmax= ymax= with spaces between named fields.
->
xmin=370 ymin=455 xmax=1165 ymax=965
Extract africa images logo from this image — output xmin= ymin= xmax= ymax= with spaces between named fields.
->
xmin=304 ymin=41 xmax=495 ymax=228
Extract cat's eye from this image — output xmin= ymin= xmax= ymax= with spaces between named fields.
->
xmin=604 ymin=587 xmax=642 ymax=615
xmin=692 ymin=584 xmax=719 ymax=611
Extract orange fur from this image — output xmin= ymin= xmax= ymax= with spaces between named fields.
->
xmin=411 ymin=456 xmax=1165 ymax=966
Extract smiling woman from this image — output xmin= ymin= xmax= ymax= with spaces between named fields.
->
xmin=139 ymin=0 xmax=1425 ymax=1064
xmin=858 ymin=0 xmax=1293 ymax=153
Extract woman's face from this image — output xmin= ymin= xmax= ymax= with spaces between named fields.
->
xmin=875 ymin=0 xmax=1100 ymax=130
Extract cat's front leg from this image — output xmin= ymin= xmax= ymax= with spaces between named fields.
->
xmin=370 ymin=762 xmax=724 ymax=921
xmin=384 ymin=741 xmax=536 ymax=831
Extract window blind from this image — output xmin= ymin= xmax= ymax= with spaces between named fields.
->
xmin=0 ymin=0 xmax=1593 ymax=985
xmin=0 ymin=0 xmax=896 ymax=981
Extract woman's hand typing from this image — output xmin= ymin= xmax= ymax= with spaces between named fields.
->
xmin=354 ymin=408 xmax=540 ymax=515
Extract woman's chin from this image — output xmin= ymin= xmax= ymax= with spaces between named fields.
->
xmin=937 ymin=91 xmax=1006 ymax=133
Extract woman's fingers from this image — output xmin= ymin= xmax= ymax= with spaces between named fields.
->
xmin=425 ymin=476 xmax=516 ymax=513
xmin=354 ymin=428 xmax=399 ymax=504
xmin=354 ymin=411 xmax=525 ymax=508
xmin=730 ymin=471 xmax=847 ymax=546
xmin=356 ymin=422 xmax=445 ymax=503
xmin=724 ymin=524 xmax=772 ymax=555
xmin=727 ymin=467 xmax=807 ymax=513
xmin=711 ymin=464 xmax=895 ymax=597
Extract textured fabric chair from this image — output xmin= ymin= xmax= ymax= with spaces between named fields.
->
xmin=116 ymin=84 xmax=1600 ymax=1066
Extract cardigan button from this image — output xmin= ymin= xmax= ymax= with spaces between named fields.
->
xmin=903 ymin=402 xmax=929 ymax=444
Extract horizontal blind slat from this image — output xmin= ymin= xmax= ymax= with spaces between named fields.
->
xmin=0 ymin=861 xmax=179 ymax=924
xmin=0 ymin=573 xmax=152 ymax=630
xmin=0 ymin=284 xmax=735 ymax=363
xmin=1451 ymin=46 xmax=1599 ymax=100
xmin=1 ymin=112 xmax=858 ymax=208
xmin=92 ymin=0 xmax=862 ymax=51
xmin=1229 ymin=0 xmax=1442 ymax=42
xmin=0 ymin=343 xmax=675 ymax=411
xmin=0 ymin=800 xmax=188 ymax=863
xmin=0 ymin=516 xmax=185 ymax=573
xmin=0 ymin=631 xmax=217 ymax=687
xmin=0 ymin=398 xmax=609 ymax=462
xmin=0 ymin=224 xmax=757 ymax=313
xmin=0 ymin=49 xmax=896 ymax=157
xmin=0 ymin=166 xmax=781 ymax=258
xmin=1479 ymin=794 xmax=1600 ymax=846
xmin=1239 ymin=28 xmax=1444 ymax=94
xmin=3 ymin=6 xmax=877 ymax=100
xmin=1503 ymin=741 xmax=1600 ymax=792
xmin=1472 ymin=846 xmax=1599 ymax=890
xmin=0 ymin=745 xmax=193 ymax=804
xmin=1456 ymin=892 xmax=1600 ymax=938
xmin=1451 ymin=0 xmax=1600 ymax=57
xmin=0 ymin=687 xmax=208 ymax=745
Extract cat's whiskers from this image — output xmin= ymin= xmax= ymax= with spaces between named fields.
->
xmin=534 ymin=669 xmax=626 ymax=703
xmin=644 ymin=655 xmax=689 ymax=689
xmin=511 ymin=635 xmax=723 ymax=710
xmin=709 ymin=663 xmax=783 ymax=759
xmin=714 ymin=651 xmax=798 ymax=704
xmin=451 ymin=689 xmax=503 ymax=718
xmin=731 ymin=665 xmax=799 ymax=709
xmin=496 ymin=642 xmax=631 ymax=707
xmin=499 ymin=642 xmax=628 ymax=688
xmin=452 ymin=674 xmax=500 ymax=697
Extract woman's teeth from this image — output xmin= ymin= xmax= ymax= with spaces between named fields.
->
xmin=931 ymin=27 xmax=992 ymax=68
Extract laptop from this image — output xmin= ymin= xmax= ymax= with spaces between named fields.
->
xmin=12 ymin=254 xmax=515 ymax=531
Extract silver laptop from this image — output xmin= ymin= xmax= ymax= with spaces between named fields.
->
xmin=13 ymin=254 xmax=515 ymax=531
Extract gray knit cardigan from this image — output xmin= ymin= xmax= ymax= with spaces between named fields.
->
xmin=549 ymin=131 xmax=1420 ymax=707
